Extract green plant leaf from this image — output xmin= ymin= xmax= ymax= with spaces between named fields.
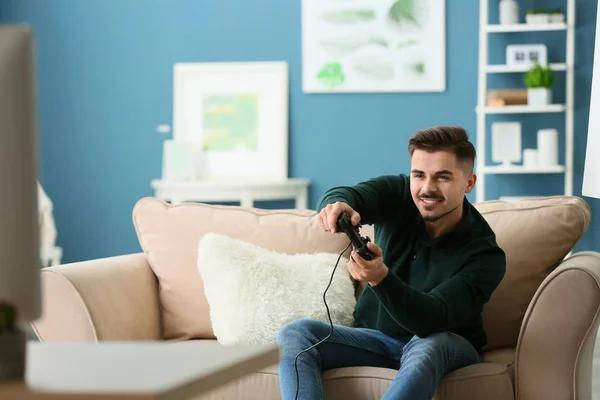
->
xmin=389 ymin=0 xmax=420 ymax=27
xmin=320 ymin=9 xmax=376 ymax=24
xmin=317 ymin=63 xmax=345 ymax=89
xmin=523 ymin=64 xmax=555 ymax=88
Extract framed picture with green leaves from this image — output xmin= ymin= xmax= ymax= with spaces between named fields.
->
xmin=172 ymin=62 xmax=289 ymax=182
xmin=301 ymin=0 xmax=446 ymax=93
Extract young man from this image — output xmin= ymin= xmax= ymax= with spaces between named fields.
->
xmin=277 ymin=126 xmax=506 ymax=400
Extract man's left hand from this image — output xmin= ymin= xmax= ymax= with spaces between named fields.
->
xmin=348 ymin=242 xmax=389 ymax=286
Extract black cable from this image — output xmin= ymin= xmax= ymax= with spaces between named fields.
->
xmin=293 ymin=241 xmax=352 ymax=400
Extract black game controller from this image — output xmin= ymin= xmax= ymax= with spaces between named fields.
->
xmin=336 ymin=213 xmax=375 ymax=261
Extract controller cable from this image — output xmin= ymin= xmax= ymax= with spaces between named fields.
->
xmin=293 ymin=240 xmax=352 ymax=400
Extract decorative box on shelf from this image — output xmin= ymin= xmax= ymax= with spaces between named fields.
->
xmin=486 ymin=89 xmax=528 ymax=106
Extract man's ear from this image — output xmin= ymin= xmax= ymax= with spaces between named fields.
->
xmin=465 ymin=173 xmax=477 ymax=194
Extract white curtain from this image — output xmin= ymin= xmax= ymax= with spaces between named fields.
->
xmin=583 ymin=3 xmax=600 ymax=199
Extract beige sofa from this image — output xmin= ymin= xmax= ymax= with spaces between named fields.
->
xmin=32 ymin=195 xmax=600 ymax=400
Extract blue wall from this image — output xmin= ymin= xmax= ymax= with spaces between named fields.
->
xmin=0 ymin=0 xmax=598 ymax=262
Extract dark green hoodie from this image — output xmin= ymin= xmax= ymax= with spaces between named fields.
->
xmin=317 ymin=174 xmax=506 ymax=354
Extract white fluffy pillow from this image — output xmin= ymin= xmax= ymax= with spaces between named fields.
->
xmin=197 ymin=233 xmax=356 ymax=345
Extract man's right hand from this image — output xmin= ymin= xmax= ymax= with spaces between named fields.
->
xmin=318 ymin=202 xmax=361 ymax=233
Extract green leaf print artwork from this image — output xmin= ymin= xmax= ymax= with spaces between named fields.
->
xmin=396 ymin=39 xmax=419 ymax=49
xmin=317 ymin=63 xmax=345 ymax=89
xmin=354 ymin=60 xmax=394 ymax=81
xmin=320 ymin=9 xmax=376 ymax=24
xmin=389 ymin=0 xmax=421 ymax=27
xmin=319 ymin=36 xmax=388 ymax=56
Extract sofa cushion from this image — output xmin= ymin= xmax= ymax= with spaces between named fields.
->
xmin=197 ymin=233 xmax=355 ymax=345
xmin=194 ymin=343 xmax=514 ymax=400
xmin=132 ymin=198 xmax=353 ymax=340
xmin=474 ymin=196 xmax=590 ymax=351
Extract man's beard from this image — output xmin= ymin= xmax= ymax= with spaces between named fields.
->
xmin=419 ymin=193 xmax=460 ymax=222
xmin=422 ymin=207 xmax=458 ymax=222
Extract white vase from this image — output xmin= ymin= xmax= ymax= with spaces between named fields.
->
xmin=523 ymin=149 xmax=539 ymax=167
xmin=537 ymin=129 xmax=559 ymax=166
xmin=527 ymin=88 xmax=552 ymax=106
xmin=499 ymin=0 xmax=519 ymax=25
xmin=550 ymin=13 xmax=565 ymax=23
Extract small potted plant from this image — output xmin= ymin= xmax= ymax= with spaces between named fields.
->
xmin=524 ymin=64 xmax=555 ymax=106
xmin=526 ymin=9 xmax=549 ymax=24
xmin=0 ymin=303 xmax=26 ymax=381
xmin=550 ymin=9 xmax=565 ymax=23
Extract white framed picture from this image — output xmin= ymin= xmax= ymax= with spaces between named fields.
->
xmin=301 ymin=0 xmax=446 ymax=93
xmin=172 ymin=61 xmax=289 ymax=182
xmin=506 ymin=44 xmax=547 ymax=68
xmin=492 ymin=122 xmax=522 ymax=166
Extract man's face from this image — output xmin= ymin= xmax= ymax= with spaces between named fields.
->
xmin=409 ymin=149 xmax=476 ymax=222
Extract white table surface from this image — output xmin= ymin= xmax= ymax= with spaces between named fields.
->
xmin=151 ymin=178 xmax=311 ymax=209
xmin=1 ymin=341 xmax=279 ymax=399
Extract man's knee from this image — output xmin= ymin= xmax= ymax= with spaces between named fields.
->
xmin=276 ymin=318 xmax=324 ymax=345
xmin=402 ymin=331 xmax=480 ymax=369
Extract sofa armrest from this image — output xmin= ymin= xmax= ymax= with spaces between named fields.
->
xmin=515 ymin=251 xmax=600 ymax=400
xmin=31 ymin=253 xmax=161 ymax=342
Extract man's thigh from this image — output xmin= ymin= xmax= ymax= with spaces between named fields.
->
xmin=287 ymin=319 xmax=402 ymax=371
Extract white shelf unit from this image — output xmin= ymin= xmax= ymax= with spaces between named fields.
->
xmin=486 ymin=22 xmax=567 ymax=32
xmin=476 ymin=0 xmax=575 ymax=203
xmin=483 ymin=165 xmax=566 ymax=174
xmin=485 ymin=63 xmax=567 ymax=73
xmin=477 ymin=104 xmax=567 ymax=114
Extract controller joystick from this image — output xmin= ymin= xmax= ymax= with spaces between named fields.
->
xmin=336 ymin=213 xmax=375 ymax=261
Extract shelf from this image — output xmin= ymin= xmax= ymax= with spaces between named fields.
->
xmin=486 ymin=23 xmax=568 ymax=32
xmin=476 ymin=0 xmax=574 ymax=203
xmin=476 ymin=104 xmax=566 ymax=114
xmin=482 ymin=165 xmax=565 ymax=174
xmin=486 ymin=63 xmax=568 ymax=73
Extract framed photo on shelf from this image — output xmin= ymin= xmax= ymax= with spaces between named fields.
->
xmin=172 ymin=61 xmax=289 ymax=182
xmin=506 ymin=44 xmax=547 ymax=68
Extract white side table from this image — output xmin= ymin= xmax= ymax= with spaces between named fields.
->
xmin=0 ymin=341 xmax=279 ymax=399
xmin=151 ymin=178 xmax=311 ymax=209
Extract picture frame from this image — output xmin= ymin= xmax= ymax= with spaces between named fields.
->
xmin=301 ymin=0 xmax=446 ymax=93
xmin=491 ymin=122 xmax=522 ymax=166
xmin=172 ymin=61 xmax=289 ymax=182
xmin=506 ymin=44 xmax=548 ymax=68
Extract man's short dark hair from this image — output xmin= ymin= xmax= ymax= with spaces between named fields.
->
xmin=408 ymin=126 xmax=476 ymax=171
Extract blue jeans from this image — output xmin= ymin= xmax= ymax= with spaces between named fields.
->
xmin=276 ymin=318 xmax=482 ymax=400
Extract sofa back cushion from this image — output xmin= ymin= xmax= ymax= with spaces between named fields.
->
xmin=132 ymin=198 xmax=353 ymax=340
xmin=475 ymin=196 xmax=590 ymax=351
xmin=133 ymin=195 xmax=590 ymax=349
